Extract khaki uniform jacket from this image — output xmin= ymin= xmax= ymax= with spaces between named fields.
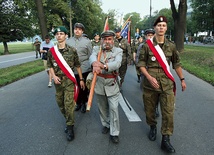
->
xmin=137 ymin=37 xmax=181 ymax=91
xmin=66 ymin=36 xmax=92 ymax=74
xmin=89 ymin=46 xmax=123 ymax=96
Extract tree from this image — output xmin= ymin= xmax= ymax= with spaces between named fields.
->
xmin=123 ymin=12 xmax=141 ymax=38
xmin=34 ymin=0 xmax=48 ymax=40
xmin=190 ymin=0 xmax=214 ymax=33
xmin=0 ymin=0 xmax=35 ymax=54
xmin=170 ymin=0 xmax=187 ymax=52
xmin=71 ymin=0 xmax=105 ymax=38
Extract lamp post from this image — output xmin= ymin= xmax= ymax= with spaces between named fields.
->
xmin=68 ymin=1 xmax=73 ymax=37
xmin=150 ymin=0 xmax=152 ymax=28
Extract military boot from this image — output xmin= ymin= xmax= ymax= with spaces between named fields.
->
xmin=137 ymin=75 xmax=141 ymax=83
xmin=66 ymin=125 xmax=74 ymax=141
xmin=161 ymin=135 xmax=175 ymax=153
xmin=148 ymin=125 xmax=157 ymax=141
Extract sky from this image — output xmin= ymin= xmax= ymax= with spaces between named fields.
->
xmin=100 ymin=0 xmax=179 ymax=18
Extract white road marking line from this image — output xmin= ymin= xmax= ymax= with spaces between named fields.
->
xmin=0 ymin=55 xmax=35 ymax=63
xmin=119 ymin=93 xmax=142 ymax=122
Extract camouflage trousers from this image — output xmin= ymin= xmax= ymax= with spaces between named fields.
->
xmin=54 ymin=76 xmax=76 ymax=126
xmin=143 ymin=88 xmax=175 ymax=136
xmin=119 ymin=59 xmax=128 ymax=85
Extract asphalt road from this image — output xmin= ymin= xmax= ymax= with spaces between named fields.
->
xmin=0 ymin=63 xmax=214 ymax=155
xmin=0 ymin=51 xmax=37 ymax=69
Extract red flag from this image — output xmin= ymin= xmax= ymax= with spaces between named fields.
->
xmin=127 ymin=20 xmax=131 ymax=44
xmin=104 ymin=17 xmax=109 ymax=31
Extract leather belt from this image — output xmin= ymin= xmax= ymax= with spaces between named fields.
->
xmin=97 ymin=74 xmax=117 ymax=79
xmin=148 ymin=68 xmax=165 ymax=73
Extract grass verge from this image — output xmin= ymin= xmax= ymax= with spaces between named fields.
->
xmin=180 ymin=45 xmax=214 ymax=86
xmin=0 ymin=60 xmax=44 ymax=87
xmin=0 ymin=42 xmax=34 ymax=55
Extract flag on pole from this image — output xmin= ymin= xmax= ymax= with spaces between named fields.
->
xmin=104 ymin=17 xmax=109 ymax=31
xmin=121 ymin=16 xmax=132 ymax=44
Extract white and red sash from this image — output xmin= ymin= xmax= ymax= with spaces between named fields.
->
xmin=147 ymin=38 xmax=176 ymax=95
xmin=50 ymin=45 xmax=79 ymax=102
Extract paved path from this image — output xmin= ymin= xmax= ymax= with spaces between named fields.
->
xmin=0 ymin=65 xmax=214 ymax=155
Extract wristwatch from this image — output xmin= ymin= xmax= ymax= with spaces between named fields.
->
xmin=104 ymin=64 xmax=107 ymax=70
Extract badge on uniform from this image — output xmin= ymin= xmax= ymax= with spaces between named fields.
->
xmin=151 ymin=56 xmax=156 ymax=61
xmin=53 ymin=62 xmax=58 ymax=66
xmin=119 ymin=43 xmax=121 ymax=46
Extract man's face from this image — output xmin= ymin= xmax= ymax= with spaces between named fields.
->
xmin=94 ymin=35 xmax=100 ymax=41
xmin=115 ymin=32 xmax=121 ymax=38
xmin=45 ymin=38 xmax=50 ymax=44
xmin=74 ymin=27 xmax=83 ymax=37
xmin=101 ymin=36 xmax=114 ymax=50
xmin=55 ymin=32 xmax=67 ymax=43
xmin=146 ymin=33 xmax=154 ymax=40
xmin=154 ymin=22 xmax=167 ymax=36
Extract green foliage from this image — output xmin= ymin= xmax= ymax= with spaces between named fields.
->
xmin=190 ymin=0 xmax=214 ymax=32
xmin=0 ymin=0 xmax=35 ymax=43
xmin=71 ymin=0 xmax=105 ymax=38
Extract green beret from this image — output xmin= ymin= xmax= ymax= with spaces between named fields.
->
xmin=153 ymin=16 xmax=168 ymax=26
xmin=74 ymin=23 xmax=85 ymax=31
xmin=53 ymin=26 xmax=68 ymax=35
xmin=101 ymin=30 xmax=115 ymax=38
xmin=94 ymin=32 xmax=100 ymax=38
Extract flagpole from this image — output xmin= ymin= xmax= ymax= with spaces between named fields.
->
xmin=121 ymin=15 xmax=132 ymax=30
xmin=87 ymin=17 xmax=109 ymax=112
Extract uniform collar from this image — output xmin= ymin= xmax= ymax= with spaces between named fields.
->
xmin=152 ymin=36 xmax=170 ymax=47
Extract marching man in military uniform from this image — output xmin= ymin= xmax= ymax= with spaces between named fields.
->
xmin=89 ymin=30 xmax=123 ymax=143
xmin=91 ymin=32 xmax=101 ymax=47
xmin=137 ymin=16 xmax=187 ymax=153
xmin=47 ymin=26 xmax=85 ymax=141
xmin=114 ymin=27 xmax=131 ymax=88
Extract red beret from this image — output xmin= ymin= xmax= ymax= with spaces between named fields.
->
xmin=153 ymin=16 xmax=167 ymax=26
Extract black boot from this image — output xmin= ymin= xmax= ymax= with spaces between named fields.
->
xmin=66 ymin=125 xmax=74 ymax=141
xmin=75 ymin=104 xmax=82 ymax=111
xmin=137 ymin=75 xmax=141 ymax=83
xmin=148 ymin=125 xmax=157 ymax=141
xmin=155 ymin=105 xmax=159 ymax=118
xmin=81 ymin=103 xmax=86 ymax=113
xmin=161 ymin=135 xmax=175 ymax=153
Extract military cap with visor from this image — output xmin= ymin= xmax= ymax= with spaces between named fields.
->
xmin=53 ymin=26 xmax=68 ymax=35
xmin=114 ymin=27 xmax=121 ymax=33
xmin=153 ymin=16 xmax=168 ymax=26
xmin=74 ymin=23 xmax=85 ymax=31
xmin=144 ymin=28 xmax=155 ymax=35
xmin=101 ymin=30 xmax=115 ymax=38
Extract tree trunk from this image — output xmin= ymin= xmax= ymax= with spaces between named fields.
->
xmin=3 ymin=42 xmax=9 ymax=55
xmin=170 ymin=0 xmax=187 ymax=53
xmin=34 ymin=0 xmax=48 ymax=40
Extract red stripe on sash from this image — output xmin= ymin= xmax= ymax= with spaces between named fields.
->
xmin=147 ymin=39 xmax=176 ymax=95
xmin=50 ymin=46 xmax=79 ymax=102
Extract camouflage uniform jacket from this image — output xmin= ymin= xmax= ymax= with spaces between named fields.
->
xmin=47 ymin=44 xmax=81 ymax=77
xmin=137 ymin=37 xmax=181 ymax=91
xmin=114 ymin=37 xmax=131 ymax=63
xmin=91 ymin=40 xmax=100 ymax=47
